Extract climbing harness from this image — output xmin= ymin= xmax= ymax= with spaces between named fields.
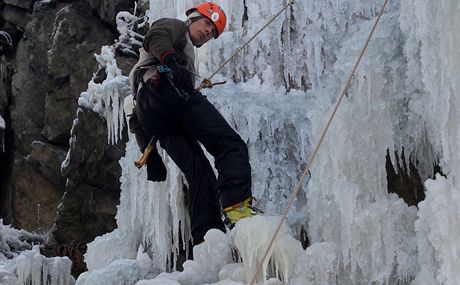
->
xmin=249 ymin=0 xmax=391 ymax=284
xmin=197 ymin=0 xmax=296 ymax=90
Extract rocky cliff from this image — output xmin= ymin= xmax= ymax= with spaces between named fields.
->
xmin=0 ymin=0 xmax=135 ymax=246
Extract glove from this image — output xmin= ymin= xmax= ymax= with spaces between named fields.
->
xmin=146 ymin=149 xmax=167 ymax=182
xmin=162 ymin=51 xmax=193 ymax=90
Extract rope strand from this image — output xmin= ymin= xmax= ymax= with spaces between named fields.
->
xmin=249 ymin=0 xmax=391 ymax=283
xmin=199 ymin=0 xmax=295 ymax=89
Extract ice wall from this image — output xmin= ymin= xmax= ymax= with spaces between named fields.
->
xmin=80 ymin=83 xmax=313 ymax=284
xmin=400 ymin=1 xmax=460 ymax=284
xmin=79 ymin=0 xmax=459 ymax=284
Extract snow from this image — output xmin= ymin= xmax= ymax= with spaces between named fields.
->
xmin=130 ymin=217 xmax=302 ymax=285
xmin=0 ymin=220 xmax=75 ymax=285
xmin=415 ymin=175 xmax=460 ymax=285
xmin=76 ymin=245 xmax=155 ymax=285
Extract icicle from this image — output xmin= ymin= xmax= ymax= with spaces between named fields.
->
xmin=231 ymin=216 xmax=302 ymax=284
xmin=9 ymin=245 xmax=74 ymax=285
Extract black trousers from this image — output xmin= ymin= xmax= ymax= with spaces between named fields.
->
xmin=135 ymin=78 xmax=252 ymax=243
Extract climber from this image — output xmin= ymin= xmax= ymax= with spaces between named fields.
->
xmin=128 ymin=2 xmax=262 ymax=245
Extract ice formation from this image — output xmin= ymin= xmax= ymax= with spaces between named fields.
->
xmin=78 ymin=0 xmax=460 ymax=283
xmin=78 ymin=46 xmax=130 ymax=145
xmin=4 ymin=0 xmax=458 ymax=283
xmin=0 ymin=220 xmax=75 ymax=285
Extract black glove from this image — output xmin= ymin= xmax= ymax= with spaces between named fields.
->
xmin=146 ymin=148 xmax=167 ymax=182
xmin=162 ymin=52 xmax=193 ymax=90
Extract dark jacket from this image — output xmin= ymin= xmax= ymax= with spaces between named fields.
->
xmin=143 ymin=18 xmax=190 ymax=63
xmin=127 ymin=18 xmax=196 ymax=181
xmin=129 ymin=18 xmax=196 ymax=97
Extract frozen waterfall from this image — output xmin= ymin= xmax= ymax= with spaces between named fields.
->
xmin=79 ymin=0 xmax=460 ymax=284
xmin=1 ymin=0 xmax=458 ymax=284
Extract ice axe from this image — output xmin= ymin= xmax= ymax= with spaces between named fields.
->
xmin=196 ymin=78 xmax=227 ymax=91
xmin=134 ymin=135 xmax=157 ymax=169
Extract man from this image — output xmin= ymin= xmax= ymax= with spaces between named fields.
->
xmin=128 ymin=2 xmax=261 ymax=245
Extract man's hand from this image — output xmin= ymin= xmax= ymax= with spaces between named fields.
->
xmin=161 ymin=52 xmax=193 ymax=90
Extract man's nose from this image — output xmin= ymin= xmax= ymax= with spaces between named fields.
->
xmin=204 ymin=26 xmax=212 ymax=36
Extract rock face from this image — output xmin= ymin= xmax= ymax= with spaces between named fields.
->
xmin=87 ymin=0 xmax=133 ymax=26
xmin=10 ymin=144 xmax=66 ymax=233
xmin=3 ymin=0 xmax=34 ymax=10
xmin=54 ymin=107 xmax=126 ymax=245
xmin=44 ymin=5 xmax=114 ymax=145
xmin=0 ymin=0 xmax=122 ymax=235
xmin=9 ymin=2 xmax=54 ymax=154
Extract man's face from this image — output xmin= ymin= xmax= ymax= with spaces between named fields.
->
xmin=189 ymin=17 xmax=217 ymax=46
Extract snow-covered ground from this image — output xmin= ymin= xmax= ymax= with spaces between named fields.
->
xmin=1 ymin=0 xmax=459 ymax=284
xmin=0 ymin=220 xmax=74 ymax=284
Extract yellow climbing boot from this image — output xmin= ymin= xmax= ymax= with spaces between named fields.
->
xmin=223 ymin=197 xmax=263 ymax=229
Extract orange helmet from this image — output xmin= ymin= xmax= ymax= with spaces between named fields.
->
xmin=186 ymin=2 xmax=227 ymax=38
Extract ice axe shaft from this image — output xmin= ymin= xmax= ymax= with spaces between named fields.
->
xmin=196 ymin=79 xmax=227 ymax=91
xmin=134 ymin=135 xmax=157 ymax=169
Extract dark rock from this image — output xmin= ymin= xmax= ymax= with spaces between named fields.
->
xmin=10 ymin=154 xmax=64 ymax=232
xmin=61 ymin=107 xmax=126 ymax=190
xmin=4 ymin=1 xmax=118 ymax=234
xmin=53 ymin=180 xmax=119 ymax=245
xmin=93 ymin=67 xmax=107 ymax=84
xmin=44 ymin=5 xmax=114 ymax=145
xmin=299 ymin=224 xmax=310 ymax=250
xmin=136 ymin=0 xmax=149 ymax=17
xmin=3 ymin=0 xmax=35 ymax=10
xmin=2 ymin=4 xmax=33 ymax=29
xmin=386 ymin=149 xmax=425 ymax=207
xmin=1 ymin=0 xmax=127 ymax=255
xmin=87 ymin=0 xmax=134 ymax=27
xmin=27 ymin=141 xmax=67 ymax=185
xmin=10 ymin=2 xmax=55 ymax=154
xmin=54 ymin=106 xmax=126 ymax=245
xmin=0 ymin=58 xmax=14 ymax=110
xmin=115 ymin=55 xmax=137 ymax=76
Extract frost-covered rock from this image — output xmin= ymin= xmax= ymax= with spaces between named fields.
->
xmin=0 ymin=220 xmax=75 ymax=285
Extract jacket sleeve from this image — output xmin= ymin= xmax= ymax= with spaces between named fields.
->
xmin=128 ymin=109 xmax=149 ymax=151
xmin=143 ymin=18 xmax=187 ymax=62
